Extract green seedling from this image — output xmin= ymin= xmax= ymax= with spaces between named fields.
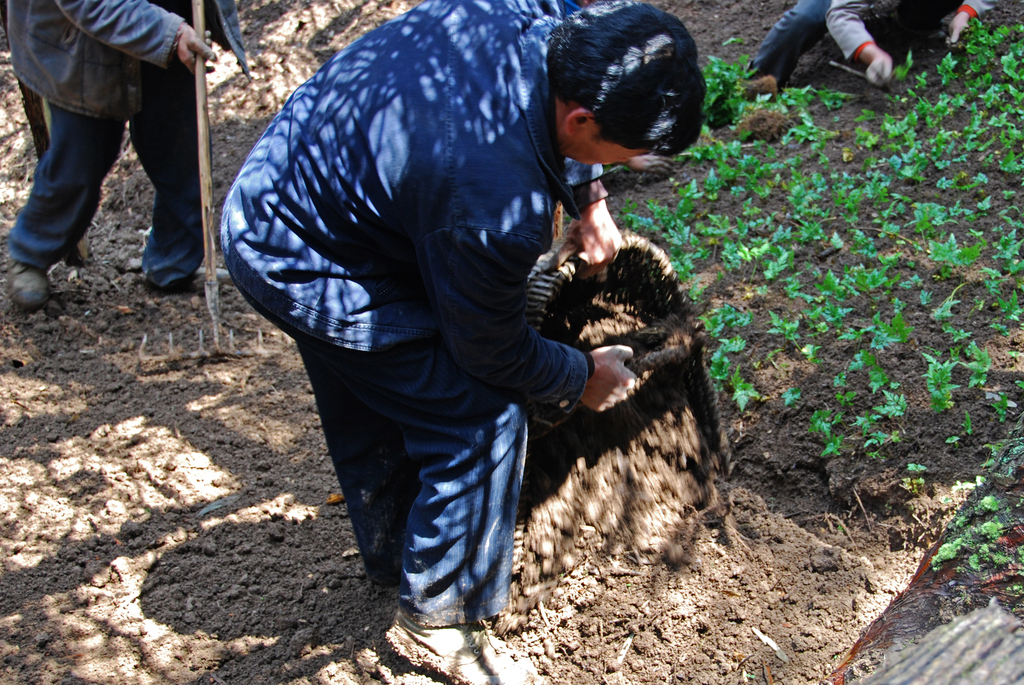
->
xmin=964 ymin=343 xmax=992 ymax=388
xmin=730 ymin=367 xmax=761 ymax=412
xmin=893 ymin=50 xmax=914 ymax=82
xmin=902 ymin=463 xmax=927 ymax=496
xmin=923 ymin=352 xmax=959 ymax=412
xmin=992 ymin=392 xmax=1011 ymax=422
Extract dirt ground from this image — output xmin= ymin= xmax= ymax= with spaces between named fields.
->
xmin=1 ymin=0 xmax=1020 ymax=683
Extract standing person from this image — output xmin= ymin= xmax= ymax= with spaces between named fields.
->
xmin=221 ymin=0 xmax=705 ymax=682
xmin=5 ymin=0 xmax=248 ymax=312
xmin=828 ymin=0 xmax=996 ymax=86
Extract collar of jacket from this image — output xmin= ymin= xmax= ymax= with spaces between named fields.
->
xmin=518 ymin=15 xmax=583 ymax=221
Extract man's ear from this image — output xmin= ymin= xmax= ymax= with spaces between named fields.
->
xmin=556 ymin=98 xmax=597 ymax=138
xmin=563 ymin=106 xmax=596 ymax=137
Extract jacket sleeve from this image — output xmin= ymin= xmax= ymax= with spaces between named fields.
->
xmin=54 ymin=0 xmax=183 ymax=67
xmin=416 ymin=225 xmax=590 ymax=407
xmin=826 ymin=0 xmax=875 ymax=60
xmin=962 ymin=0 xmax=996 ymax=18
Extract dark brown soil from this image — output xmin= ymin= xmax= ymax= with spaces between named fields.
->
xmin=1 ymin=1 xmax=1020 ymax=684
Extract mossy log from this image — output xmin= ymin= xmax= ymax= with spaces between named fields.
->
xmin=823 ymin=416 xmax=1024 ymax=684
xmin=856 ymin=600 xmax=1024 ymax=685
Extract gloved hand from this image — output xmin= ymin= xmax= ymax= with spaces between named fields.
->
xmin=947 ymin=10 xmax=972 ymax=45
xmin=865 ymin=53 xmax=893 ymax=87
xmin=175 ymin=22 xmax=218 ymax=74
xmin=581 ymin=345 xmax=636 ymax=412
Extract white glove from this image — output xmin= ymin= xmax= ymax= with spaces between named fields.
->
xmin=866 ymin=54 xmax=893 ymax=87
xmin=948 ymin=11 xmax=971 ymax=45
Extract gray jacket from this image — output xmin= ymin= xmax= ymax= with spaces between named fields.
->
xmin=6 ymin=0 xmax=248 ymax=121
xmin=827 ymin=0 xmax=997 ymax=59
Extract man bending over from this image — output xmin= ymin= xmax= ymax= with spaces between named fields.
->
xmin=222 ymin=1 xmax=704 ymax=682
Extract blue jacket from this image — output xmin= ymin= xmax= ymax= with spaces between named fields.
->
xmin=223 ymin=0 xmax=598 ymax=408
xmin=7 ymin=0 xmax=248 ymax=121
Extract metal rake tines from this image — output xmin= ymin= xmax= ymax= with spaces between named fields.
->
xmin=138 ymin=328 xmax=270 ymax=362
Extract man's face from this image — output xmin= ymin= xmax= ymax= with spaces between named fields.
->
xmin=556 ymin=101 xmax=649 ymax=165
xmin=562 ymin=132 xmax=649 ymax=166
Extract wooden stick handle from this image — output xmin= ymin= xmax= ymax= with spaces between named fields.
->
xmin=192 ymin=0 xmax=216 ymax=286
xmin=829 ymin=60 xmax=867 ymax=80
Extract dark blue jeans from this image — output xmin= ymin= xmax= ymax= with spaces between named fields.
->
xmin=752 ymin=0 xmax=830 ymax=86
xmin=8 ymin=60 xmax=204 ymax=287
xmin=244 ymin=295 xmax=528 ymax=626
xmin=753 ymin=0 xmax=963 ymax=86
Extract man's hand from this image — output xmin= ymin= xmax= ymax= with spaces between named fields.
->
xmin=857 ymin=44 xmax=893 ymax=87
xmin=580 ymin=345 xmax=636 ymax=412
xmin=564 ymin=198 xmax=622 ymax=279
xmin=176 ymin=23 xmax=217 ymax=74
xmin=626 ymin=154 xmax=672 ymax=175
xmin=948 ymin=10 xmax=971 ymax=45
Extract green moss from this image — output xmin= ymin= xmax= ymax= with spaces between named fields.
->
xmin=991 ymin=551 xmax=1012 ymax=566
xmin=979 ymin=519 xmax=1005 ymax=540
xmin=978 ymin=495 xmax=1001 ymax=513
xmin=933 ymin=538 xmax=966 ymax=568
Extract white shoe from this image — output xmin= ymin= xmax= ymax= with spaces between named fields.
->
xmin=386 ymin=611 xmax=543 ymax=685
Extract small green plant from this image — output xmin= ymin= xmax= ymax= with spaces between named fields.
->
xmin=963 ymin=343 xmax=992 ymax=388
xmin=875 ymin=390 xmax=908 ymax=419
xmin=730 ymin=367 xmax=761 ymax=412
xmin=767 ymin=311 xmax=800 ymax=342
xmin=902 ymin=463 xmax=928 ymax=495
xmin=992 ymin=392 xmax=1011 ymax=422
xmin=782 ymin=388 xmax=801 ymax=406
xmin=702 ymin=56 xmax=753 ymax=128
xmin=922 ymin=352 xmax=959 ymax=412
xmin=809 ymin=409 xmax=844 ymax=457
xmin=893 ymin=50 xmax=914 ymax=81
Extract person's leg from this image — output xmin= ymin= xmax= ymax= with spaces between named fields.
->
xmin=131 ymin=59 xmax=204 ymax=288
xmin=8 ymin=106 xmax=123 ymax=270
xmin=895 ymin=0 xmax=963 ymax=32
xmin=296 ymin=340 xmax=420 ymax=587
xmin=751 ymin=0 xmax=831 ymax=86
xmin=298 ymin=335 xmax=528 ymax=626
xmin=238 ymin=291 xmax=533 ymax=682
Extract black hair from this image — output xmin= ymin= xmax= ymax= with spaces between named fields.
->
xmin=547 ymin=1 xmax=706 ymax=156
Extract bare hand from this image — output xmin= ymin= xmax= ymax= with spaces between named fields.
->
xmin=625 ymin=154 xmax=672 ymax=175
xmin=947 ymin=11 xmax=971 ymax=45
xmin=176 ymin=23 xmax=217 ymax=74
xmin=580 ymin=345 xmax=636 ymax=412
xmin=563 ymin=198 xmax=622 ymax=279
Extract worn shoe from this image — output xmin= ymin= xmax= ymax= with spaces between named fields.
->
xmin=8 ymin=259 xmax=50 ymax=312
xmin=386 ymin=611 xmax=543 ymax=685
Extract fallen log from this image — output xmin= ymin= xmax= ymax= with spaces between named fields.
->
xmin=822 ymin=415 xmax=1024 ymax=684
xmin=857 ymin=599 xmax=1024 ymax=685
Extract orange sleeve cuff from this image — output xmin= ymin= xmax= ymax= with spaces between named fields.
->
xmin=957 ymin=5 xmax=979 ymax=19
xmin=852 ymin=41 xmax=875 ymax=62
